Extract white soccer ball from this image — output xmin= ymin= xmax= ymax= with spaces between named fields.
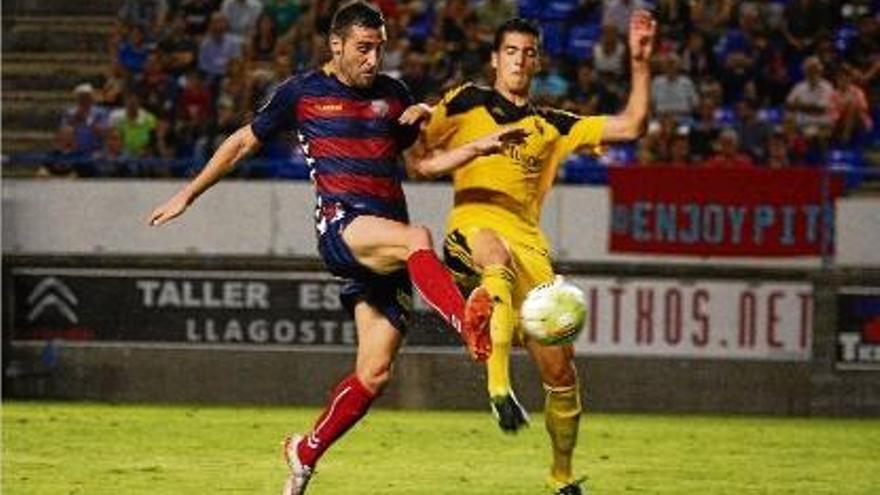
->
xmin=520 ymin=276 xmax=587 ymax=345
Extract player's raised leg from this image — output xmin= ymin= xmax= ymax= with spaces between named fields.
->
xmin=525 ymin=340 xmax=584 ymax=494
xmin=467 ymin=228 xmax=529 ymax=432
xmin=282 ymin=301 xmax=401 ymax=495
xmin=342 ymin=215 xmax=492 ymax=361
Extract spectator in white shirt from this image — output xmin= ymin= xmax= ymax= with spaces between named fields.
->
xmin=602 ymin=0 xmax=646 ymax=36
xmin=651 ymin=53 xmax=699 ymax=120
xmin=593 ymin=24 xmax=626 ymax=77
xmin=786 ymin=56 xmax=835 ymax=131
xmin=221 ymin=0 xmax=263 ymax=39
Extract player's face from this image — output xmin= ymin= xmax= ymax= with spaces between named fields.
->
xmin=332 ymin=25 xmax=386 ymax=88
xmin=492 ymin=32 xmax=540 ymax=96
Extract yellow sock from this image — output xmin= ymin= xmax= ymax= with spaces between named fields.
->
xmin=544 ymin=383 xmax=582 ymax=484
xmin=482 ymin=264 xmax=515 ymax=398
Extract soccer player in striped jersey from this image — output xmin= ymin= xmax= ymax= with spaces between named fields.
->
xmin=147 ymin=2 xmax=524 ymax=493
xmin=403 ymin=12 xmax=656 ymax=495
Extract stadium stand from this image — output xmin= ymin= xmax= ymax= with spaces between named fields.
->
xmin=2 ymin=0 xmax=879 ymax=185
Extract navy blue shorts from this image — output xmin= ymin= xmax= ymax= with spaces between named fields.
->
xmin=316 ymin=209 xmax=412 ymax=333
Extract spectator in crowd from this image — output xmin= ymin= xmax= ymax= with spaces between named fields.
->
xmin=118 ymin=0 xmax=168 ymax=34
xmin=198 ymin=13 xmax=243 ymax=82
xmin=110 ymin=92 xmax=158 ymax=157
xmin=690 ymin=97 xmax=722 ymax=160
xmin=247 ymin=13 xmax=280 ymax=69
xmin=158 ymin=14 xmax=199 ymax=76
xmin=93 ymin=127 xmax=131 ymax=176
xmin=221 ymin=0 xmax=263 ymax=39
xmin=765 ymin=129 xmax=791 ymax=168
xmin=137 ymin=51 xmax=174 ymax=117
xmin=651 ymin=53 xmax=699 ymax=120
xmin=680 ymin=30 xmax=714 ymax=82
xmin=567 ymin=61 xmax=601 ymax=115
xmin=832 ymin=65 xmax=874 ymax=145
xmin=714 ymin=3 xmax=761 ymax=104
xmin=477 ymin=0 xmax=516 ymax=31
xmin=181 ymin=0 xmax=216 ymax=36
xmin=532 ymin=55 xmax=570 ymax=105
xmin=593 ymin=24 xmax=626 ymax=78
xmin=457 ymin=17 xmax=492 ymax=82
xmin=782 ymin=0 xmax=837 ymax=56
xmin=656 ymin=0 xmax=692 ymax=42
xmin=666 ymin=129 xmax=693 ymax=166
xmin=400 ymin=51 xmax=434 ymax=102
xmin=100 ymin=62 xmax=129 ymax=107
xmin=779 ymin=114 xmax=810 ymax=164
xmin=690 ymin=0 xmax=733 ymax=41
xmin=263 ymin=0 xmax=304 ymax=37
xmin=438 ymin=0 xmax=474 ymax=54
xmin=60 ymin=83 xmax=108 ymax=155
xmin=734 ymin=99 xmax=772 ymax=162
xmin=705 ymin=128 xmax=755 ymax=168
xmin=118 ymin=24 xmax=152 ymax=74
xmin=786 ymin=56 xmax=836 ymax=132
xmin=603 ymin=0 xmax=647 ymax=36
xmin=845 ymin=14 xmax=879 ymax=73
xmin=41 ymin=126 xmax=85 ymax=177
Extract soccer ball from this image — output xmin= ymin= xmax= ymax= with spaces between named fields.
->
xmin=520 ymin=276 xmax=587 ymax=345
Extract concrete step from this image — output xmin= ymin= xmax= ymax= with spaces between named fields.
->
xmin=3 ymin=101 xmax=63 ymax=130
xmin=2 ymin=52 xmax=108 ymax=66
xmin=3 ymin=0 xmax=120 ymax=17
xmin=2 ymin=130 xmax=55 ymax=154
xmin=3 ymin=64 xmax=107 ymax=91
xmin=3 ymin=90 xmax=73 ymax=105
xmin=3 ymin=18 xmax=111 ymax=52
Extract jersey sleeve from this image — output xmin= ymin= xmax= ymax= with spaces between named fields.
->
xmin=250 ymin=77 xmax=300 ymax=143
xmin=421 ymin=84 xmax=474 ymax=150
xmin=552 ymin=113 xmax=607 ymax=160
xmin=391 ymin=78 xmax=420 ymax=151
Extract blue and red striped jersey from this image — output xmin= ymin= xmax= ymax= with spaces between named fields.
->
xmin=251 ymin=69 xmax=418 ymax=227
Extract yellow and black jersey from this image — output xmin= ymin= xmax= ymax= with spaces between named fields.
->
xmin=423 ymin=83 xmax=606 ymax=227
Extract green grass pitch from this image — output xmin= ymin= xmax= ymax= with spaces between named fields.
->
xmin=3 ymin=402 xmax=879 ymax=494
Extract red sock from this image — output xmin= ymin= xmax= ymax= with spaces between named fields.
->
xmin=407 ymin=249 xmax=466 ymax=333
xmin=297 ymin=374 xmax=375 ymax=467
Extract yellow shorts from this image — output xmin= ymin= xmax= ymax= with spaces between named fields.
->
xmin=443 ymin=204 xmax=555 ymax=313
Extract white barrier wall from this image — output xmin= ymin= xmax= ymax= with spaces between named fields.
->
xmin=3 ymin=179 xmax=877 ymax=267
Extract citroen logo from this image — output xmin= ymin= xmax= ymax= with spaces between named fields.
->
xmin=26 ymin=277 xmax=79 ymax=324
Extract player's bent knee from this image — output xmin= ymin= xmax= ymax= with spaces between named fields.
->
xmin=357 ymin=362 xmax=393 ymax=394
xmin=541 ymin=359 xmax=578 ymax=388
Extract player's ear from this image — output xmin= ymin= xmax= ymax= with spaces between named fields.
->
xmin=329 ymin=34 xmax=343 ymax=58
xmin=491 ymin=51 xmax=498 ymax=70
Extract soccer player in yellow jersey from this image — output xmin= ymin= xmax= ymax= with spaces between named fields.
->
xmin=402 ymin=11 xmax=656 ymax=494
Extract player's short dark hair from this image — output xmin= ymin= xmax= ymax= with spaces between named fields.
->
xmin=331 ymin=1 xmax=385 ymax=38
xmin=493 ymin=17 xmax=541 ymax=51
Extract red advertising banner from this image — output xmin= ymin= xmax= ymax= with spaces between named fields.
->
xmin=608 ymin=167 xmax=844 ymax=256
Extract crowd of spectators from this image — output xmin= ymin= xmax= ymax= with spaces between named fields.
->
xmin=48 ymin=0 xmax=880 ymax=179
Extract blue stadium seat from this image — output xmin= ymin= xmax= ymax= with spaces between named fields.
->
xmin=599 ymin=144 xmax=637 ymax=166
xmin=567 ymin=23 xmax=601 ymax=61
xmin=834 ymin=25 xmax=858 ymax=53
xmin=540 ymin=22 xmax=568 ymax=57
xmin=828 ymin=148 xmax=865 ymax=188
xmin=561 ymin=154 xmax=606 ymax=184
xmin=540 ymin=0 xmax=579 ymax=21
xmin=714 ymin=106 xmax=738 ymax=126
xmin=517 ymin=0 xmax=542 ymax=18
xmin=757 ymin=106 xmax=784 ymax=125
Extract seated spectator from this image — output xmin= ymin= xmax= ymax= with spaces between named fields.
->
xmin=100 ymin=62 xmax=129 ymax=107
xmin=666 ymin=130 xmax=693 ymax=166
xmin=221 ymin=0 xmax=263 ymax=40
xmin=656 ymin=0 xmax=692 ymax=43
xmin=137 ymin=51 xmax=174 ymax=117
xmin=681 ymin=30 xmax=715 ymax=81
xmin=477 ymin=0 xmax=516 ymax=31
xmin=60 ymin=83 xmax=108 ymax=155
xmin=177 ymin=69 xmax=213 ymax=123
xmin=263 ymin=0 xmax=303 ymax=37
xmin=786 ymin=56 xmax=835 ymax=132
xmin=832 ymin=65 xmax=874 ymax=145
xmin=532 ymin=55 xmax=570 ymax=105
xmin=734 ymin=99 xmax=771 ymax=161
xmin=158 ymin=14 xmax=199 ymax=76
xmin=782 ymin=0 xmax=837 ymax=56
xmin=651 ymin=53 xmax=699 ymax=120
xmin=438 ymin=0 xmax=475 ymax=54
xmin=40 ymin=126 xmax=85 ymax=177
xmin=198 ymin=13 xmax=243 ymax=82
xmin=118 ymin=24 xmax=152 ymax=74
xmin=714 ymin=4 xmax=761 ymax=104
xmin=765 ymin=129 xmax=791 ymax=168
xmin=93 ymin=127 xmax=131 ymax=176
xmin=247 ymin=13 xmax=279 ymax=68
xmin=690 ymin=97 xmax=722 ymax=160
xmin=180 ymin=0 xmax=215 ymax=37
xmin=567 ymin=61 xmax=601 ymax=116
xmin=779 ymin=114 xmax=810 ymax=164
xmin=110 ymin=92 xmax=158 ymax=157
xmin=593 ymin=25 xmax=626 ymax=78
xmin=400 ymin=51 xmax=434 ymax=102
xmin=690 ymin=0 xmax=733 ymax=40
xmin=602 ymin=0 xmax=647 ymax=36
xmin=118 ymin=0 xmax=167 ymax=35
xmin=705 ymin=128 xmax=755 ymax=168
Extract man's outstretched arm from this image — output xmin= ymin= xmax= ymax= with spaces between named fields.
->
xmin=147 ymin=124 xmax=261 ymax=226
xmin=601 ymin=10 xmax=656 ymax=142
xmin=403 ymin=126 xmax=528 ymax=180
